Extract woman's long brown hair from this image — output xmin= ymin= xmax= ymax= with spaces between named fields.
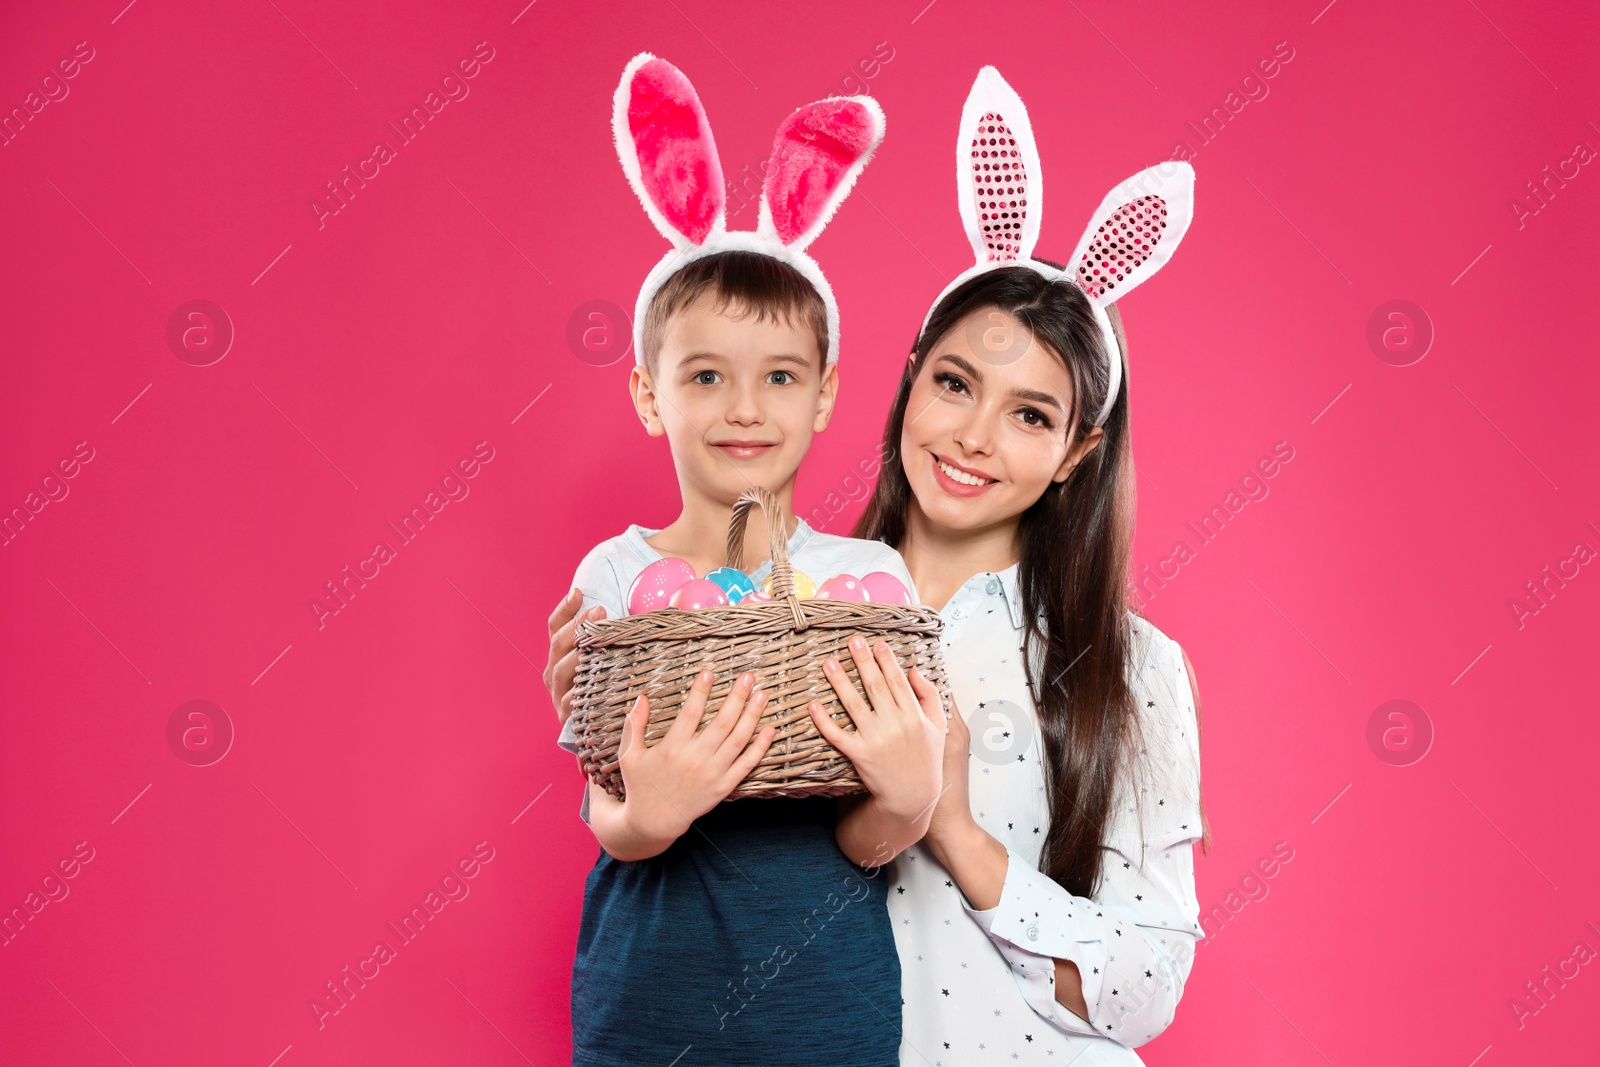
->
xmin=854 ymin=263 xmax=1188 ymax=898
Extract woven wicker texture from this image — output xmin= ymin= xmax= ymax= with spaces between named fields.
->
xmin=569 ymin=487 xmax=951 ymax=800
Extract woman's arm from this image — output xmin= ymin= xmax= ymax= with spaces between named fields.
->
xmin=924 ymin=637 xmax=1205 ymax=1046
xmin=921 ymin=815 xmax=1094 ymax=1019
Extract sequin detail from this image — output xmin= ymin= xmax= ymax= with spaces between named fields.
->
xmin=971 ymin=112 xmax=1027 ymax=261
xmin=1075 ymin=196 xmax=1168 ymax=299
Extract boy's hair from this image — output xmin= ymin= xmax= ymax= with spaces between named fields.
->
xmin=640 ymin=251 xmax=829 ymax=373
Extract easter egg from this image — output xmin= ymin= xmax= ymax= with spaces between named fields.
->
xmin=762 ymin=569 xmax=817 ymax=599
xmin=860 ymin=571 xmax=913 ymax=606
xmin=704 ymin=566 xmax=757 ymax=604
xmin=815 ymin=573 xmax=869 ymax=601
xmin=668 ymin=578 xmax=730 ymax=611
xmin=627 ymin=557 xmax=696 ymax=614
xmin=744 ymin=591 xmax=774 ymax=602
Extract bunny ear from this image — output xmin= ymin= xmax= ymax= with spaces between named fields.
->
xmin=613 ymin=53 xmax=726 ymax=248
xmin=1067 ymin=161 xmax=1195 ymax=307
xmin=956 ymin=67 xmax=1044 ymax=266
xmin=757 ymin=96 xmax=885 ymax=251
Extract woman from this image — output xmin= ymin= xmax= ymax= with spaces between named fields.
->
xmin=806 ymin=264 xmax=1208 ymax=1063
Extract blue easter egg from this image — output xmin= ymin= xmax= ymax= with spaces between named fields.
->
xmin=704 ymin=566 xmax=757 ymax=604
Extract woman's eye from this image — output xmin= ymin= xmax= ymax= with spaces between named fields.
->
xmin=933 ymin=371 xmax=970 ymax=395
xmin=1018 ymin=408 xmax=1053 ymax=429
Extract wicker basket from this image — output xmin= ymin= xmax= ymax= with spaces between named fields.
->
xmin=569 ymin=487 xmax=951 ymax=801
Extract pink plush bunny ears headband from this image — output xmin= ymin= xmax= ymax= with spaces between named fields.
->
xmin=614 ymin=53 xmax=886 ymax=367
xmin=923 ymin=67 xmax=1196 ymax=426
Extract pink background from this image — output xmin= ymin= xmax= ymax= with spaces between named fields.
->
xmin=2 ymin=0 xmax=1597 ymax=1064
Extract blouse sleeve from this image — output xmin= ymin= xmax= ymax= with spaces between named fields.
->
xmin=959 ymin=628 xmax=1205 ymax=1047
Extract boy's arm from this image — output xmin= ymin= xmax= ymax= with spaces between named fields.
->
xmin=585 ymin=780 xmax=683 ymax=862
xmin=835 ymin=791 xmax=935 ymax=868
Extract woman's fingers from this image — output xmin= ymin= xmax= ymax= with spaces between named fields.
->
xmin=908 ymin=667 xmax=945 ymax=725
xmin=547 ymin=603 xmax=605 ymax=718
xmin=549 ymin=646 xmax=580 ymax=716
xmin=945 ymin=695 xmax=970 ymax=750
xmin=547 ymin=587 xmax=582 ymax=640
xmin=543 ymin=590 xmax=583 ymax=686
xmin=808 ymin=700 xmax=860 ymax=758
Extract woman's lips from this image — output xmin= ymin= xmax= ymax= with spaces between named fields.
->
xmin=711 ymin=441 xmax=777 ymax=460
xmin=930 ymin=452 xmax=998 ymax=496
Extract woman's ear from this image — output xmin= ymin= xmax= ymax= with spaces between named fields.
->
xmin=813 ymin=361 xmax=841 ymax=432
xmin=629 ymin=365 xmax=666 ymax=436
xmin=1052 ymin=426 xmax=1104 ymax=483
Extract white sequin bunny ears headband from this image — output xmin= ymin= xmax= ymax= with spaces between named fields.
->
xmin=923 ymin=66 xmax=1197 ymax=426
xmin=613 ymin=53 xmax=886 ymax=367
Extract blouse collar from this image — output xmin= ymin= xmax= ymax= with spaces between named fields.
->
xmin=951 ymin=562 xmax=1025 ymax=631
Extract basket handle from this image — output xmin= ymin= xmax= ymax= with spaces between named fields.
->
xmin=726 ymin=486 xmax=797 ymax=598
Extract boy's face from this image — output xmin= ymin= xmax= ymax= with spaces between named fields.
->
xmin=629 ymin=292 xmax=837 ymax=506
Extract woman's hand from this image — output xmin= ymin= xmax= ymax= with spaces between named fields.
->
xmin=808 ymin=636 xmax=947 ymax=824
xmin=544 ymin=588 xmax=606 ymax=724
xmin=924 ymin=697 xmax=978 ymax=861
xmin=588 ymin=669 xmax=776 ymax=861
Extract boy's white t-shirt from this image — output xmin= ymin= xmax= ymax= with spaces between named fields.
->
xmin=555 ymin=518 xmax=919 ymax=818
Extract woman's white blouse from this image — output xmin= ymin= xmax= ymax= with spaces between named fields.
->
xmin=889 ymin=564 xmax=1204 ymax=1066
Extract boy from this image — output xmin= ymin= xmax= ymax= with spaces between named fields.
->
xmin=556 ymin=250 xmax=946 ymax=1066
xmin=550 ymin=50 xmax=942 ymax=1067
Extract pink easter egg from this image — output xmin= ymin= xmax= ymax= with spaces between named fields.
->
xmin=627 ymin=557 xmax=697 ymax=614
xmin=668 ymin=578 xmax=731 ymax=611
xmin=744 ymin=591 xmax=774 ymax=602
xmin=815 ymin=573 xmax=869 ymax=601
xmin=860 ymin=571 xmax=913 ymax=605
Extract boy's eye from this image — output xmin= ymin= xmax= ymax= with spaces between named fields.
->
xmin=767 ymin=370 xmax=794 ymax=385
xmin=693 ymin=370 xmax=721 ymax=386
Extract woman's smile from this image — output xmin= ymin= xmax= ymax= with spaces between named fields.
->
xmin=930 ymin=451 xmax=999 ymax=495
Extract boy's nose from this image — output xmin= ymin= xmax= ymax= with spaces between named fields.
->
xmin=725 ymin=388 xmax=765 ymax=425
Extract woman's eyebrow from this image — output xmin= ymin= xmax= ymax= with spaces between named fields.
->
xmin=1010 ymin=386 xmax=1065 ymax=413
xmin=938 ymin=353 xmax=984 ymax=379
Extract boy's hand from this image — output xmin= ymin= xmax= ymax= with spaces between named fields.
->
xmin=545 ymin=588 xmax=606 ymax=724
xmin=589 ymin=670 xmax=776 ymax=861
xmin=808 ymin=636 xmax=947 ymax=825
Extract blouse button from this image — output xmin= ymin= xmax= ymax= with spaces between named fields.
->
xmin=1027 ymin=924 xmax=1040 ymax=941
xmin=952 ymin=608 xmax=965 ymax=619
xmin=985 ymin=578 xmax=1000 ymax=595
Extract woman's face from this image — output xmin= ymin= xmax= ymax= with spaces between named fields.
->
xmin=900 ymin=306 xmax=1103 ymax=534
